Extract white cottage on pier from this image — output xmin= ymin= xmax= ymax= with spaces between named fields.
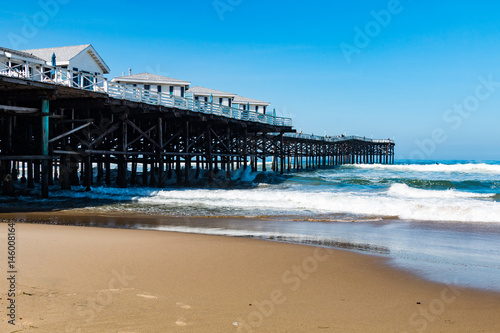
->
xmin=186 ymin=86 xmax=236 ymax=107
xmin=23 ymin=44 xmax=110 ymax=76
xmin=111 ymin=73 xmax=191 ymax=97
xmin=233 ymin=95 xmax=270 ymax=114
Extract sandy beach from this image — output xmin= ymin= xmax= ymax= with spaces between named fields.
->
xmin=1 ymin=217 xmax=500 ymax=333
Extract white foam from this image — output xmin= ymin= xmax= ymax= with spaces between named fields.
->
xmin=387 ymin=183 xmax=495 ymax=199
xmin=46 ymin=183 xmax=500 ymax=223
xmin=231 ymin=166 xmax=257 ymax=182
xmin=352 ymin=163 xmax=500 ymax=174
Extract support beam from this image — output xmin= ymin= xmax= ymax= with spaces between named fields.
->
xmin=0 ymin=105 xmax=39 ymax=114
xmin=49 ymin=122 xmax=93 ymax=143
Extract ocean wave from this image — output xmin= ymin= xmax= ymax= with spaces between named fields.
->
xmin=387 ymin=183 xmax=495 ymax=199
xmin=351 ymin=163 xmax=500 ymax=174
xmin=41 ymin=184 xmax=500 ymax=223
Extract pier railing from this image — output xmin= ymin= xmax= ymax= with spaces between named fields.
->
xmin=0 ymin=53 xmax=292 ymax=127
xmin=106 ymin=82 xmax=292 ymax=127
xmin=284 ymin=133 xmax=394 ymax=144
xmin=0 ymin=59 xmax=108 ymax=92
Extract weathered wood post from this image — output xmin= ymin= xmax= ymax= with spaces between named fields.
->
xmin=262 ymin=133 xmax=267 ymax=172
xmin=243 ymin=128 xmax=248 ymax=170
xmin=184 ymin=120 xmax=190 ymax=185
xmin=105 ymin=157 xmax=111 ymax=185
xmin=158 ymin=117 xmax=164 ymax=187
xmin=41 ymin=99 xmax=50 ymax=198
xmin=226 ymin=127 xmax=231 ymax=179
xmin=85 ymin=123 xmax=92 ymax=191
xmin=280 ymin=132 xmax=284 ymax=175
xmin=97 ymin=156 xmax=103 ymax=182
xmin=130 ymin=155 xmax=137 ymax=185
xmin=207 ymin=124 xmax=213 ymax=184
xmin=117 ymin=114 xmax=127 ymax=188
xmin=142 ymin=160 xmax=148 ymax=185
xmin=195 ymin=155 xmax=200 ymax=179
xmin=85 ymin=154 xmax=92 ymax=191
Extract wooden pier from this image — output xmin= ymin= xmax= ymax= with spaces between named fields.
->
xmin=0 ymin=58 xmax=394 ymax=197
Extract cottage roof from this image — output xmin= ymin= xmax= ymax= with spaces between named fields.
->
xmin=187 ymin=86 xmax=236 ymax=97
xmin=233 ymin=95 xmax=270 ymax=106
xmin=112 ymin=73 xmax=190 ymax=86
xmin=22 ymin=44 xmax=110 ymax=74
xmin=0 ymin=46 xmax=45 ymax=62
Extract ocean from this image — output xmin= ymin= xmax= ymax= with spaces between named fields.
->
xmin=4 ymin=160 xmax=500 ymax=291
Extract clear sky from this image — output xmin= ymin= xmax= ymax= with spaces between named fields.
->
xmin=1 ymin=0 xmax=500 ymax=160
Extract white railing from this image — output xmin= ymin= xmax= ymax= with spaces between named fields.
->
xmin=284 ymin=133 xmax=394 ymax=144
xmin=0 ymin=53 xmax=293 ymax=127
xmin=105 ymin=82 xmax=292 ymax=127
xmin=0 ymin=58 xmax=107 ymax=93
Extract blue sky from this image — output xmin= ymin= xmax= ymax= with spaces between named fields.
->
xmin=1 ymin=0 xmax=500 ymax=160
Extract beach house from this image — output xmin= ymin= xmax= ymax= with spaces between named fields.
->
xmin=14 ymin=44 xmax=110 ymax=89
xmin=186 ymin=86 xmax=236 ymax=107
xmin=111 ymin=73 xmax=191 ymax=97
xmin=23 ymin=44 xmax=110 ymax=76
xmin=232 ymin=95 xmax=270 ymax=114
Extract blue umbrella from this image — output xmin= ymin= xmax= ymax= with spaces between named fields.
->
xmin=51 ymin=52 xmax=56 ymax=77
xmin=209 ymin=93 xmax=213 ymax=104
xmin=273 ymin=108 xmax=276 ymax=117
xmin=246 ymin=102 xmax=250 ymax=111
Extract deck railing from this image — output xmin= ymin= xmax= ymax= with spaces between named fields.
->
xmin=106 ymin=82 xmax=292 ymax=127
xmin=284 ymin=133 xmax=394 ymax=144
xmin=0 ymin=58 xmax=108 ymax=93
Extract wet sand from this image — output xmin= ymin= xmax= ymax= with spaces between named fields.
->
xmin=0 ymin=215 xmax=500 ymax=332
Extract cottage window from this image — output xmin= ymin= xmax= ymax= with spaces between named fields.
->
xmin=219 ymin=98 xmax=223 ymax=105
xmin=144 ymin=85 xmax=150 ymax=90
xmin=82 ymin=70 xmax=92 ymax=90
xmin=181 ymin=87 xmax=185 ymax=97
xmin=157 ymin=85 xmax=162 ymax=93
xmin=72 ymin=67 xmax=79 ymax=86
xmin=169 ymin=86 xmax=174 ymax=95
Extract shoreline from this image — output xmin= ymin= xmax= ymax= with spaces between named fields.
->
xmin=0 ymin=211 xmax=500 ymax=332
xmin=1 ymin=210 xmax=499 ymax=292
xmin=1 ymin=213 xmax=500 ymax=331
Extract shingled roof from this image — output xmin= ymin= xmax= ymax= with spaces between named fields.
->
xmin=112 ymin=73 xmax=190 ymax=85
xmin=22 ymin=44 xmax=110 ymax=74
xmin=187 ymin=86 xmax=236 ymax=97
xmin=0 ymin=46 xmax=45 ymax=62
xmin=233 ymin=95 xmax=270 ymax=106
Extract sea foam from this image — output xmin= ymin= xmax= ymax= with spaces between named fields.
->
xmin=352 ymin=163 xmax=500 ymax=174
xmin=43 ymin=182 xmax=500 ymax=223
